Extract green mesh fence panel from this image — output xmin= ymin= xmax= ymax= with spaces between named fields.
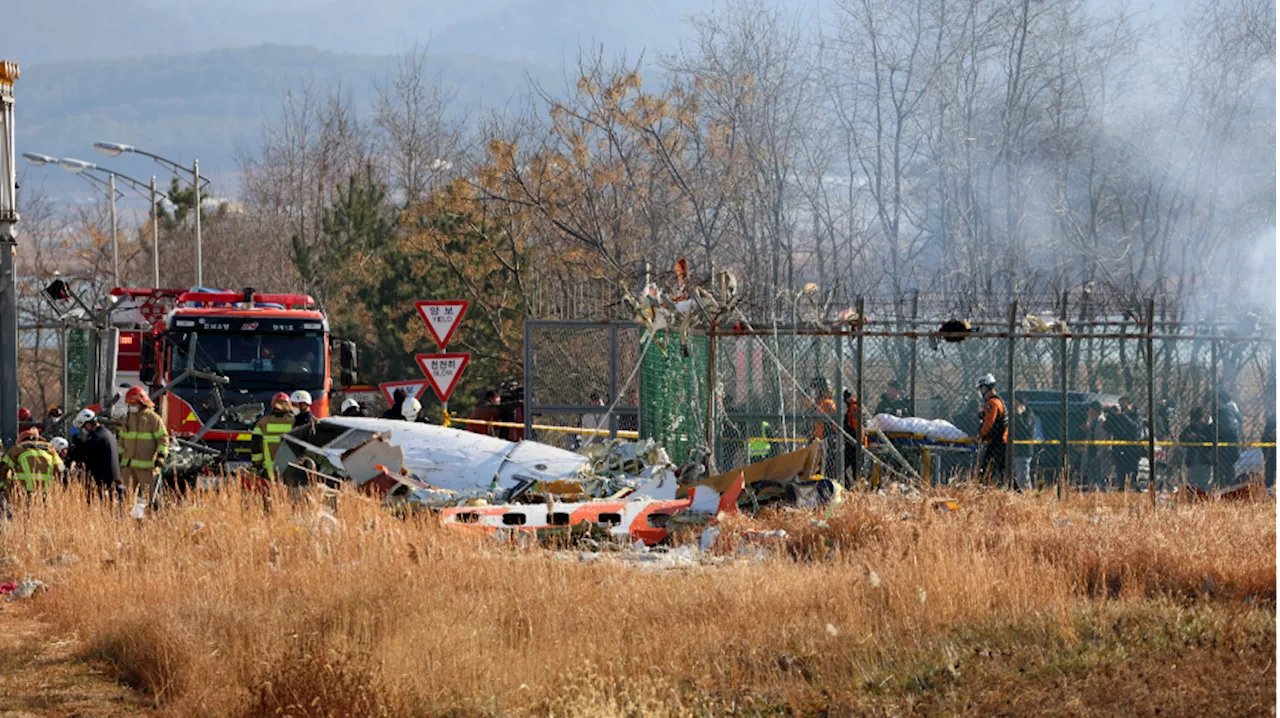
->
xmin=67 ymin=328 xmax=90 ymax=406
xmin=639 ymin=331 xmax=708 ymax=466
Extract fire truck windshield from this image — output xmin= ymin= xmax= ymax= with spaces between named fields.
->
xmin=169 ymin=331 xmax=325 ymax=391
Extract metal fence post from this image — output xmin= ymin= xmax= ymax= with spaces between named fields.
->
xmin=1006 ymin=301 xmax=1017 ymax=489
xmin=834 ymin=333 xmax=844 ymax=484
xmin=1146 ymin=297 xmax=1157 ymax=508
xmin=608 ymin=324 xmax=618 ymax=439
xmin=909 ymin=289 xmax=919 ymax=416
xmin=705 ymin=322 xmax=718 ymax=476
xmin=855 ymin=297 xmax=865 ymax=475
xmin=1211 ymin=336 xmax=1219 ymax=489
xmin=60 ymin=325 xmax=69 ymax=417
xmin=523 ymin=320 xmax=533 ymax=438
xmin=1060 ymin=291 xmax=1070 ymax=499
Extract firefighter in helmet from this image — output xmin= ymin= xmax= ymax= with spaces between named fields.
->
xmin=118 ymin=385 xmax=169 ymax=508
xmin=1 ymin=427 xmax=63 ymax=496
xmin=252 ymin=392 xmax=296 ymax=480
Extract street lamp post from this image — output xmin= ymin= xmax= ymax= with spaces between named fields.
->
xmin=108 ymin=174 xmax=118 ymax=284
xmin=193 ymin=159 xmax=201 ymax=286
xmin=94 ymin=142 xmax=208 ymax=286
xmin=150 ymin=176 xmax=158 ymax=287
xmin=23 ymin=153 xmax=172 ymax=287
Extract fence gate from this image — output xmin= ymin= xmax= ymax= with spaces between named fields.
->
xmin=523 ymin=321 xmax=641 ymax=450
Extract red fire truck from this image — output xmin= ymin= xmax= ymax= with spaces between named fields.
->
xmin=102 ymin=287 xmax=356 ymax=464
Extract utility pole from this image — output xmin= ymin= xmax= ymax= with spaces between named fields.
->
xmin=0 ymin=60 xmax=19 ymax=448
xmin=193 ymin=159 xmax=202 ymax=286
xmin=150 ymin=175 xmax=159 ymax=286
xmin=109 ymin=174 xmax=119 ymax=285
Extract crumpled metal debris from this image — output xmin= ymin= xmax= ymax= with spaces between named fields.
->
xmin=6 ymin=577 xmax=47 ymax=600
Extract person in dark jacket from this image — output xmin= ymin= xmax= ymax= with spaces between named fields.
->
xmin=469 ymin=390 xmax=504 ymax=436
xmin=1011 ymin=398 xmax=1039 ymax=490
xmin=290 ymin=390 xmax=315 ymax=429
xmin=1179 ymin=406 xmax=1214 ymax=491
xmin=874 ymin=380 xmax=911 ymax=417
xmin=382 ymin=389 xmax=408 ymax=419
xmin=67 ymin=409 xmax=121 ymax=499
xmin=1261 ymin=413 xmax=1276 ymax=489
xmin=1106 ymin=401 xmax=1141 ymax=488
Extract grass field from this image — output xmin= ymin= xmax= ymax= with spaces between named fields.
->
xmin=0 ymin=481 xmax=1274 ymax=716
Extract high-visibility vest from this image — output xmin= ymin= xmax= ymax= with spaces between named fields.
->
xmin=2 ymin=441 xmax=63 ymax=492
xmin=251 ymin=411 xmax=295 ymax=478
xmin=748 ymin=423 xmax=771 ymax=460
xmin=119 ymin=409 xmax=169 ymax=471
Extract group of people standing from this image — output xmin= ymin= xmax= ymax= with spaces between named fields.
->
xmin=808 ymin=373 xmax=1272 ymax=492
xmin=0 ymin=386 xmax=169 ymax=514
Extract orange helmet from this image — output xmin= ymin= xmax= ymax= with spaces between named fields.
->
xmin=124 ymin=386 xmax=153 ymax=406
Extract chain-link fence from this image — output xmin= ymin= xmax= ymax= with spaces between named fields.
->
xmin=16 ymin=323 xmax=72 ymax=436
xmin=523 ymin=321 xmax=641 ymax=451
xmin=526 ymin=305 xmax=1277 ymax=491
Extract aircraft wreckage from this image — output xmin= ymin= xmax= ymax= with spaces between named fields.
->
xmin=271 ymin=416 xmax=841 ymax=545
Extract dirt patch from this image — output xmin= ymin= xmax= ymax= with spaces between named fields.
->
xmin=0 ymin=602 xmax=152 ymax=717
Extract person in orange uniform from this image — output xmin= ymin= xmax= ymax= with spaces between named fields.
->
xmin=809 ymin=378 xmax=838 ymax=478
xmin=975 ymin=373 xmax=1009 ymax=487
xmin=842 ymin=388 xmax=864 ymax=484
xmin=118 ymin=386 xmax=169 ymax=510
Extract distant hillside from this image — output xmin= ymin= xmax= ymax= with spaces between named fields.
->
xmin=9 ymin=0 xmax=729 ymax=66
xmin=16 ymin=45 xmax=555 ymax=196
xmin=427 ymin=0 xmax=721 ymax=64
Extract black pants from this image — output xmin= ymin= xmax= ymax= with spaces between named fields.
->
xmin=1113 ymin=453 xmax=1140 ymax=488
xmin=981 ymin=441 xmax=1008 ymax=486
xmin=843 ymin=441 xmax=862 ymax=484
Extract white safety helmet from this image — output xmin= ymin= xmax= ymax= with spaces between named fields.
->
xmin=51 ymin=437 xmax=69 ymax=452
xmin=975 ymin=372 xmax=997 ymax=389
xmin=289 ymin=390 xmax=313 ymax=406
xmin=73 ymin=408 xmax=97 ymax=428
xmin=401 ymin=396 xmax=423 ymax=420
xmin=340 ymin=397 xmax=360 ymax=413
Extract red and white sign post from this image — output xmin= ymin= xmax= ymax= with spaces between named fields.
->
xmin=414 ymin=300 xmax=468 ymax=349
xmin=378 ymin=380 xmax=430 ymax=407
xmin=413 ymin=299 xmax=471 ymax=414
xmin=414 ymin=353 xmax=470 ymax=403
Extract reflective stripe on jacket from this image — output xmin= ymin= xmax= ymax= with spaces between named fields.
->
xmin=251 ymin=411 xmax=295 ymax=477
xmin=119 ymin=408 xmax=168 ymax=471
xmin=1 ymin=440 xmax=63 ymax=492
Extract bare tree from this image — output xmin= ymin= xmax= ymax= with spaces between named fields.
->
xmin=373 ymin=44 xmax=465 ymax=206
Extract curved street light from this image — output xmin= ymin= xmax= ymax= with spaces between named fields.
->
xmin=94 ymin=141 xmax=208 ymax=286
xmin=25 ymin=153 xmax=173 ymax=286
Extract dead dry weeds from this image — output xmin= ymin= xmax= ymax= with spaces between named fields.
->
xmin=0 ymin=481 xmax=1273 ymax=716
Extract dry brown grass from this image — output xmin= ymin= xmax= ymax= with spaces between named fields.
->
xmin=0 ymin=481 xmax=1273 ymax=716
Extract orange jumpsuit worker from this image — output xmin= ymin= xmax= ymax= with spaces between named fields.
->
xmin=975 ymin=373 xmax=1009 ymax=487
xmin=842 ymin=389 xmax=864 ymax=483
xmin=810 ymin=378 xmax=838 ymax=477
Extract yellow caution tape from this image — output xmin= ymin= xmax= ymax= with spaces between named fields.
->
xmin=439 ymin=410 xmax=639 ymax=439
